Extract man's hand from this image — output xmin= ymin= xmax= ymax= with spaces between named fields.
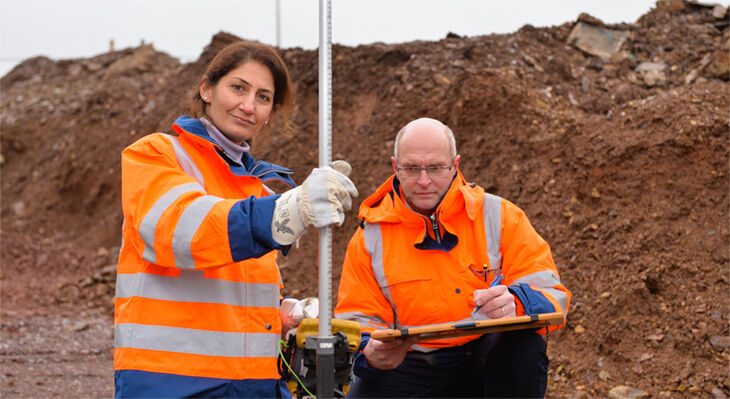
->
xmin=473 ymin=285 xmax=516 ymax=319
xmin=271 ymin=160 xmax=358 ymax=245
xmin=363 ymin=335 xmax=420 ymax=370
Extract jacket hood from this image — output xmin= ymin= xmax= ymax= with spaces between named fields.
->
xmin=358 ymin=170 xmax=485 ymax=228
xmin=171 ymin=115 xmax=296 ymax=188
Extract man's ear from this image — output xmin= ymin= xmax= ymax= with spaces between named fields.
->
xmin=453 ymin=154 xmax=461 ymax=170
xmin=391 ymin=156 xmax=398 ymax=174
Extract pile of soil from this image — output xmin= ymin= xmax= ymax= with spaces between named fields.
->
xmin=1 ymin=1 xmax=728 ymax=397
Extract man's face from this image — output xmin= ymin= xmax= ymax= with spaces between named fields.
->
xmin=391 ymin=122 xmax=459 ymax=215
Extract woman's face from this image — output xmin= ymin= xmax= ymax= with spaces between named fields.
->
xmin=200 ymin=61 xmax=275 ymax=145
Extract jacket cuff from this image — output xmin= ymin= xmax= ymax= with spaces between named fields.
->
xmin=508 ymin=283 xmax=555 ymax=315
xmin=252 ymin=195 xmax=291 ymax=255
xmin=228 ymin=195 xmax=289 ymax=261
xmin=352 ymin=333 xmax=391 ymax=380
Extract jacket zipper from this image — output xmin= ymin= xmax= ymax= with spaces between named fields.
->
xmin=430 ymin=214 xmax=442 ymax=245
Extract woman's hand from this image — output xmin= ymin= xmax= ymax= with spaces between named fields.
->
xmin=271 ymin=160 xmax=358 ymax=245
xmin=280 ymin=297 xmax=319 ymax=332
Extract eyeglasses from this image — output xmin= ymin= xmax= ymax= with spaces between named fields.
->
xmin=396 ymin=159 xmax=455 ymax=179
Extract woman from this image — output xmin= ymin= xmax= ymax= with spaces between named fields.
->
xmin=114 ymin=41 xmax=357 ymax=398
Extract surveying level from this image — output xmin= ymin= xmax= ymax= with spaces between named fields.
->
xmin=278 ymin=318 xmax=361 ymax=398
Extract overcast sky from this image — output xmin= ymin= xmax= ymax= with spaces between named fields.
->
xmin=1 ymin=0 xmax=729 ymax=77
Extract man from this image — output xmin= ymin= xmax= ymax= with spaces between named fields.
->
xmin=334 ymin=118 xmax=570 ymax=398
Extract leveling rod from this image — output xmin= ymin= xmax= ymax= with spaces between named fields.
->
xmin=313 ymin=0 xmax=336 ymax=397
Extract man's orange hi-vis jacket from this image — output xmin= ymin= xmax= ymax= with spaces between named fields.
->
xmin=335 ymin=170 xmax=571 ymax=352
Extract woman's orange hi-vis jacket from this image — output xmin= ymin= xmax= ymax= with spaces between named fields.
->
xmin=335 ymin=170 xmax=570 ymax=352
xmin=114 ymin=116 xmax=296 ymax=398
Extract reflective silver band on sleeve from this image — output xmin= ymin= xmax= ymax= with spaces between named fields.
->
xmin=140 ymin=182 xmax=204 ymax=264
xmin=172 ymin=195 xmax=224 ymax=268
xmin=514 ymin=270 xmax=569 ymax=313
xmin=543 ymin=287 xmax=569 ymax=313
xmin=513 ymin=270 xmax=561 ymax=288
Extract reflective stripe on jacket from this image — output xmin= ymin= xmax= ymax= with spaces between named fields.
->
xmin=334 ymin=171 xmax=570 ymax=351
xmin=114 ymin=116 xmax=295 ymax=393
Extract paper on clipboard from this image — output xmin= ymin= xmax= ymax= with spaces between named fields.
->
xmin=370 ymin=312 xmax=564 ymax=342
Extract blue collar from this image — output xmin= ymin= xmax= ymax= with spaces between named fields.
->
xmin=173 ymin=115 xmax=296 ymax=188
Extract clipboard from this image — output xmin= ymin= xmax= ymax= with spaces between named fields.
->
xmin=370 ymin=312 xmax=564 ymax=342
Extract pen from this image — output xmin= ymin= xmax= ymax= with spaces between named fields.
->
xmin=474 ymin=273 xmax=504 ymax=313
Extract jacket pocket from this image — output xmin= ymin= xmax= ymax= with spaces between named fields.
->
xmin=384 ymin=275 xmax=447 ymax=327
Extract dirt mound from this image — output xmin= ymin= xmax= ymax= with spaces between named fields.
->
xmin=1 ymin=2 xmax=728 ymax=397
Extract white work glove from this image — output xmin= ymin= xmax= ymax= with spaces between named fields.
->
xmin=280 ymin=297 xmax=319 ymax=332
xmin=271 ymin=160 xmax=358 ymax=245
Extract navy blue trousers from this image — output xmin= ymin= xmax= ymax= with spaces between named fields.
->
xmin=114 ymin=370 xmax=291 ymax=399
xmin=347 ymin=329 xmax=548 ymax=398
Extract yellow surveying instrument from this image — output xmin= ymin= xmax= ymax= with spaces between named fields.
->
xmin=278 ymin=318 xmax=361 ymax=398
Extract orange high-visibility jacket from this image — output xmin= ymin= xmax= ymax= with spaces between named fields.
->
xmin=114 ymin=116 xmax=295 ymax=397
xmin=335 ymin=171 xmax=570 ymax=351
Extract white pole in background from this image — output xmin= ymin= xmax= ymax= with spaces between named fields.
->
xmin=275 ymin=0 xmax=281 ymax=48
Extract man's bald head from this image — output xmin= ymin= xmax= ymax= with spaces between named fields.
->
xmin=393 ymin=118 xmax=457 ymax=160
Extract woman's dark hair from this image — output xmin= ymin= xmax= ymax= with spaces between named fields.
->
xmin=186 ymin=41 xmax=294 ymax=131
